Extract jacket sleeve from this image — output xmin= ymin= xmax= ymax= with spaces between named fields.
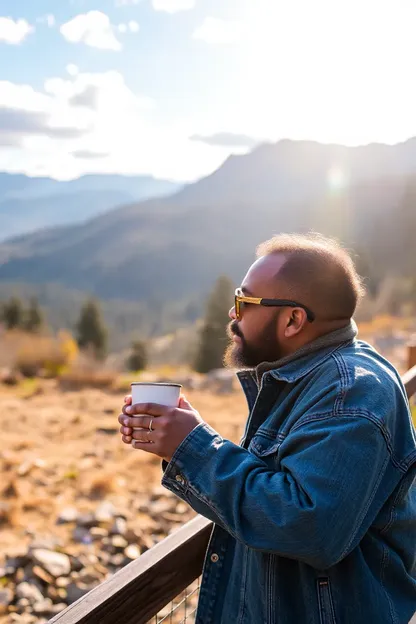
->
xmin=161 ymin=459 xmax=227 ymax=529
xmin=161 ymin=417 xmax=401 ymax=569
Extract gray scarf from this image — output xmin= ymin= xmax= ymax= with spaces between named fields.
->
xmin=255 ymin=319 xmax=358 ymax=384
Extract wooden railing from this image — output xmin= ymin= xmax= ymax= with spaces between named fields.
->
xmin=49 ymin=361 xmax=416 ymax=624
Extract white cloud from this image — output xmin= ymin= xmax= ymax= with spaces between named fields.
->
xmin=152 ymin=0 xmax=195 ymax=14
xmin=37 ymin=14 xmax=56 ymax=28
xmin=128 ymin=20 xmax=140 ymax=33
xmin=0 ymin=17 xmax=34 ymax=44
xmin=118 ymin=20 xmax=140 ymax=33
xmin=60 ymin=11 xmax=122 ymax=51
xmin=193 ymin=17 xmax=246 ymax=44
xmin=66 ymin=64 xmax=79 ymax=77
xmin=0 ymin=69 xmax=225 ymax=181
xmin=115 ymin=0 xmax=140 ymax=6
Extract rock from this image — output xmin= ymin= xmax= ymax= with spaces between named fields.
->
xmin=0 ymin=587 xmax=13 ymax=608
xmin=0 ymin=501 xmax=13 ymax=524
xmin=33 ymin=598 xmax=54 ymax=615
xmin=15 ymin=582 xmax=44 ymax=604
xmin=76 ymin=512 xmax=96 ymax=528
xmin=124 ymin=544 xmax=141 ymax=560
xmin=56 ymin=577 xmax=71 ymax=588
xmin=150 ymin=498 xmax=176 ymax=516
xmin=109 ymin=554 xmax=125 ymax=567
xmin=30 ymin=536 xmax=63 ymax=550
xmin=17 ymin=461 xmax=35 ymax=477
xmin=110 ymin=535 xmax=128 ymax=551
xmin=72 ymin=526 xmax=93 ymax=544
xmin=78 ymin=567 xmax=102 ymax=585
xmin=57 ymin=507 xmax=79 ymax=524
xmin=96 ymin=427 xmax=118 ymax=435
xmin=94 ymin=501 xmax=116 ymax=523
xmin=110 ymin=517 xmax=127 ymax=537
xmin=90 ymin=527 xmax=108 ymax=541
xmin=3 ymin=481 xmax=18 ymax=499
xmin=31 ymin=549 xmax=71 ymax=577
xmin=68 ymin=556 xmax=84 ymax=573
xmin=16 ymin=597 xmax=30 ymax=611
xmin=0 ymin=369 xmax=23 ymax=386
xmin=65 ymin=583 xmax=90 ymax=605
xmin=32 ymin=565 xmax=54 ymax=585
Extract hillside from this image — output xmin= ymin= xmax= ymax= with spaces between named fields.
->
xmin=0 ymin=138 xmax=415 ymax=312
xmin=0 ymin=173 xmax=181 ymax=241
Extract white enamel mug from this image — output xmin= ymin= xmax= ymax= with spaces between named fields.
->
xmin=130 ymin=382 xmax=182 ymax=408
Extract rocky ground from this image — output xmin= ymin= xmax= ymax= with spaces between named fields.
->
xmin=0 ymin=379 xmax=245 ymax=623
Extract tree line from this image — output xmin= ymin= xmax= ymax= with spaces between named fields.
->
xmin=0 ymin=276 xmax=235 ymax=374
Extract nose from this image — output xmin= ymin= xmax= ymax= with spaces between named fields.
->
xmin=229 ymin=305 xmax=236 ymax=320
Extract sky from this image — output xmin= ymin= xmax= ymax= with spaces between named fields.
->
xmin=1 ymin=0 xmax=416 ymax=181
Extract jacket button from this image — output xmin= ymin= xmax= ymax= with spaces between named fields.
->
xmin=175 ymin=474 xmax=185 ymax=485
xmin=210 ymin=553 xmax=219 ymax=563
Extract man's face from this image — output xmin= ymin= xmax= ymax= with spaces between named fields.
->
xmin=224 ymin=254 xmax=288 ymax=369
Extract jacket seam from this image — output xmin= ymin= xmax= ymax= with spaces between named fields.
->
xmin=336 ymin=451 xmax=390 ymax=564
xmin=291 ymin=410 xmax=407 ymax=473
xmin=332 ymin=351 xmax=350 ymax=415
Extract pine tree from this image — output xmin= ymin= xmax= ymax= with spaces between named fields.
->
xmin=194 ymin=275 xmax=234 ymax=373
xmin=75 ymin=299 xmax=108 ymax=360
xmin=2 ymin=296 xmax=24 ymax=330
xmin=24 ymin=297 xmax=44 ymax=333
xmin=126 ymin=340 xmax=148 ymax=372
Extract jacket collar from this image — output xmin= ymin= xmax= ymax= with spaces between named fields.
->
xmin=237 ymin=320 xmax=358 ymax=389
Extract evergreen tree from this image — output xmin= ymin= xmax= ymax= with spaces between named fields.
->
xmin=126 ymin=339 xmax=148 ymax=372
xmin=75 ymin=299 xmax=108 ymax=360
xmin=2 ymin=296 xmax=24 ymax=330
xmin=194 ymin=275 xmax=234 ymax=373
xmin=24 ymin=297 xmax=44 ymax=333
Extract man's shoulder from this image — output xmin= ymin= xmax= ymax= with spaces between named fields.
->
xmin=333 ymin=339 xmax=404 ymax=395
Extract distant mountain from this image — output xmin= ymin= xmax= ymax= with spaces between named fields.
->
xmin=173 ymin=137 xmax=416 ymax=206
xmin=0 ymin=138 xmax=415 ymax=314
xmin=0 ymin=173 xmax=181 ymax=240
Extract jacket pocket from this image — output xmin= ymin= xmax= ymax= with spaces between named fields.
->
xmin=248 ymin=430 xmax=284 ymax=457
xmin=317 ymin=577 xmax=336 ymax=624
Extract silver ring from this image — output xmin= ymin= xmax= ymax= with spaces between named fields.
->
xmin=149 ymin=418 xmax=154 ymax=432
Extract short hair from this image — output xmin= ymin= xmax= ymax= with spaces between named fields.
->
xmin=256 ymin=232 xmax=366 ymax=320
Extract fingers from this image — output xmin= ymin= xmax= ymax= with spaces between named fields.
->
xmin=120 ymin=425 xmax=133 ymax=436
xmin=119 ymin=414 xmax=154 ymax=430
xmin=122 ymin=434 xmax=132 ymax=444
xmin=179 ymin=395 xmax=193 ymax=410
xmin=131 ymin=441 xmax=158 ymax=454
xmin=124 ymin=395 xmax=132 ymax=404
xmin=124 ymin=402 xmax=167 ymax=417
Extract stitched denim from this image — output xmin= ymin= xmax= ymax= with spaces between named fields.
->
xmin=162 ymin=339 xmax=416 ymax=623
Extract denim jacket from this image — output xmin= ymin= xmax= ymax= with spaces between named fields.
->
xmin=162 ymin=325 xmax=416 ymax=623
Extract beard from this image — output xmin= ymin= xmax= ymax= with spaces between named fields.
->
xmin=223 ymin=314 xmax=282 ymax=369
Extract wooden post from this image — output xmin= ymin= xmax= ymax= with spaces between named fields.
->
xmin=407 ymin=343 xmax=416 ymax=371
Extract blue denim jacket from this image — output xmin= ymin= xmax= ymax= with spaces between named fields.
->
xmin=162 ymin=329 xmax=416 ymax=623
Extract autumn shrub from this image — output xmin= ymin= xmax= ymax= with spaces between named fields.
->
xmin=14 ymin=330 xmax=78 ymax=377
xmin=0 ymin=330 xmax=78 ymax=378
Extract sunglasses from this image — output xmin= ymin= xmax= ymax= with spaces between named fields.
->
xmin=234 ymin=288 xmax=315 ymax=322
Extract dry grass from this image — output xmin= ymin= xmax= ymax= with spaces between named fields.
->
xmin=58 ymin=367 xmax=118 ymax=390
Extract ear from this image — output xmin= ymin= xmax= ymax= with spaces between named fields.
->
xmin=284 ymin=308 xmax=307 ymax=338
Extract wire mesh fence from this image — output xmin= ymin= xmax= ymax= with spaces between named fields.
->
xmin=150 ymin=577 xmax=201 ymax=624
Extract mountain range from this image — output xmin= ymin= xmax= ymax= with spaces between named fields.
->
xmin=0 ymin=138 xmax=415 ymax=341
xmin=0 ymin=173 xmax=180 ymax=241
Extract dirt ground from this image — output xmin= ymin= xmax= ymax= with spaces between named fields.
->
xmin=0 ymin=381 xmax=247 ymax=555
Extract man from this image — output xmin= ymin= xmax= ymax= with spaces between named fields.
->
xmin=119 ymin=233 xmax=416 ymax=623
